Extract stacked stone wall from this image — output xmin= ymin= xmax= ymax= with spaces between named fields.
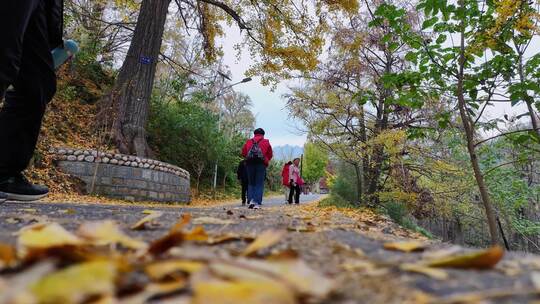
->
xmin=51 ymin=148 xmax=190 ymax=203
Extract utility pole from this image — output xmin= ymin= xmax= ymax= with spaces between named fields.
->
xmin=212 ymin=77 xmax=252 ymax=198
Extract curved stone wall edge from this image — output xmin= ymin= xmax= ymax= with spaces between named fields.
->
xmin=51 ymin=147 xmax=191 ymax=203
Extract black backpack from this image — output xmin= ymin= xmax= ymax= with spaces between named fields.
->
xmin=246 ymin=139 xmax=265 ymax=163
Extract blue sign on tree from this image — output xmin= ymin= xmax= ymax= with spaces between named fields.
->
xmin=140 ymin=56 xmax=153 ymax=65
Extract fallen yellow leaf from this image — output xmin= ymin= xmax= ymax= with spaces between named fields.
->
xmin=242 ymin=230 xmax=287 ymax=256
xmin=383 ymin=241 xmax=427 ymax=253
xmin=426 ymin=246 xmax=504 ymax=269
xmin=170 ymin=213 xmax=192 ymax=232
xmin=148 ymin=231 xmax=184 ymax=256
xmin=341 ymin=260 xmax=378 ymax=272
xmin=209 ymin=262 xmax=280 ymax=284
xmin=287 ymin=224 xmax=316 ymax=233
xmin=78 ymin=220 xmax=147 ymax=250
xmin=206 ymin=233 xmax=253 ymax=245
xmin=211 ymin=259 xmax=334 ymax=298
xmin=18 ymin=223 xmax=83 ymax=249
xmin=60 ymin=209 xmax=76 ymax=215
xmin=192 ymin=280 xmax=296 ymax=304
xmin=400 ymin=263 xmax=449 ymax=280
xmin=267 ymin=249 xmax=299 ymax=260
xmin=31 ymin=260 xmax=117 ymax=304
xmin=184 ymin=226 xmax=209 ymax=242
xmin=131 ymin=211 xmax=163 ymax=230
xmin=0 ymin=243 xmax=16 ymax=268
xmin=193 ymin=216 xmax=235 ymax=225
xmin=145 ymin=260 xmax=205 ymax=280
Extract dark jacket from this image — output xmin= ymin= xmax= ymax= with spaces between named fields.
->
xmin=237 ymin=160 xmax=248 ymax=184
xmin=45 ymin=0 xmax=64 ymax=49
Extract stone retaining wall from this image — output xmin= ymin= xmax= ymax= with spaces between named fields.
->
xmin=51 ymin=148 xmax=190 ymax=203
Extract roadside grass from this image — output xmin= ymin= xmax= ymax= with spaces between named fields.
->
xmin=318 ymin=194 xmax=434 ymax=239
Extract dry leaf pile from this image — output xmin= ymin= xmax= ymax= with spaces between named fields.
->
xmin=0 ymin=212 xmax=334 ymax=304
xmin=297 ymin=205 xmax=426 ymax=240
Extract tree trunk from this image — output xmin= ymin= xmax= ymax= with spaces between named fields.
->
xmin=353 ymin=163 xmax=363 ymax=205
xmin=99 ymin=0 xmax=171 ymax=157
xmin=222 ymin=172 xmax=228 ymax=189
xmin=456 ymin=8 xmax=499 ymax=245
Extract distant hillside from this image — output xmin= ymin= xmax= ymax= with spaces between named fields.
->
xmin=273 ymin=145 xmax=304 ymax=161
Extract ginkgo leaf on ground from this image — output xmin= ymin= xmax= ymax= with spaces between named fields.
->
xmin=147 ymin=214 xmax=195 ymax=255
xmin=145 ymin=260 xmax=205 ymax=280
xmin=209 ymin=262 xmax=281 ymax=284
xmin=287 ymin=222 xmax=316 ymax=232
xmin=31 ymin=260 xmax=117 ymax=304
xmin=18 ymin=223 xmax=84 ymax=250
xmin=399 ymin=263 xmax=449 ymax=280
xmin=191 ymin=280 xmax=296 ymax=304
xmin=78 ymin=220 xmax=147 ymax=250
xmin=383 ymin=241 xmax=427 ymax=253
xmin=131 ymin=211 xmax=163 ymax=230
xmin=235 ymin=259 xmax=335 ymax=298
xmin=0 ymin=243 xmax=16 ymax=268
xmin=206 ymin=233 xmax=253 ymax=245
xmin=267 ymin=249 xmax=299 ymax=261
xmin=192 ymin=217 xmax=235 ymax=225
xmin=426 ymin=246 xmax=504 ymax=269
xmin=184 ymin=226 xmax=209 ymax=242
xmin=169 ymin=213 xmax=192 ymax=232
xmin=242 ymin=230 xmax=287 ymax=256
xmin=148 ymin=224 xmax=209 ymax=256
xmin=148 ymin=230 xmax=185 ymax=256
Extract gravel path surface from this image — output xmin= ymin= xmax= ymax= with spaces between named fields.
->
xmin=1 ymin=196 xmax=539 ymax=303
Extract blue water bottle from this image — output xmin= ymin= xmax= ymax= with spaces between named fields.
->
xmin=51 ymin=39 xmax=79 ymax=69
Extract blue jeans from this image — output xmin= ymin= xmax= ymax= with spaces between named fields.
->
xmin=247 ymin=162 xmax=266 ymax=205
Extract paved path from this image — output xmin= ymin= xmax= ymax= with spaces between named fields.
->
xmin=224 ymin=193 xmax=323 ymax=207
xmin=1 ymin=198 xmax=540 ymax=303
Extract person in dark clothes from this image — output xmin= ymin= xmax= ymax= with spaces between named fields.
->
xmin=241 ymin=128 xmax=273 ymax=209
xmin=0 ymin=0 xmax=64 ymax=202
xmin=237 ymin=159 xmax=249 ymax=206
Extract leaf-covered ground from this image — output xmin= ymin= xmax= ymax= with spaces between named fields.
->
xmin=1 ymin=199 xmax=539 ymax=304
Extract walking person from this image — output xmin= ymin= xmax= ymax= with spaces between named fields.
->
xmin=241 ymin=128 xmax=273 ymax=209
xmin=288 ymin=158 xmax=303 ymax=205
xmin=0 ymin=0 xmax=64 ymax=202
xmin=281 ymin=161 xmax=292 ymax=204
xmin=236 ymin=159 xmax=249 ymax=206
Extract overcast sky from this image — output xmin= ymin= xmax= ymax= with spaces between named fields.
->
xmin=218 ymin=29 xmax=307 ymax=147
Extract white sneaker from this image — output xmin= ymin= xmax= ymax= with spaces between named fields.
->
xmin=253 ymin=205 xmax=261 ymax=210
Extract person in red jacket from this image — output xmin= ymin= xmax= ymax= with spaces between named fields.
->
xmin=241 ymin=128 xmax=273 ymax=209
xmin=281 ymin=161 xmax=292 ymax=204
